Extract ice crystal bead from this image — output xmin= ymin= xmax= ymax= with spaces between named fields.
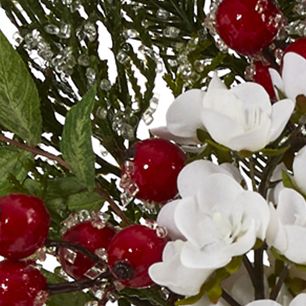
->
xmin=100 ymin=79 xmax=112 ymax=91
xmin=44 ymin=24 xmax=60 ymax=35
xmin=161 ymin=287 xmax=171 ymax=300
xmin=84 ymin=263 xmax=107 ymax=280
xmin=86 ymin=68 xmax=96 ymax=85
xmin=84 ymin=301 xmax=99 ymax=306
xmin=96 ymin=107 xmax=108 ymax=119
xmin=13 ymin=32 xmax=23 ymax=45
xmin=95 ymin=248 xmax=108 ymax=261
xmin=163 ymin=26 xmax=180 ymax=39
xmin=78 ymin=54 xmax=90 ymax=66
xmin=84 ymin=23 xmax=97 ymax=42
xmin=156 ymin=8 xmax=170 ymax=19
xmin=64 ymin=249 xmax=77 ymax=264
xmin=142 ymin=110 xmax=154 ymax=125
xmin=123 ymin=29 xmax=138 ymax=39
xmin=58 ymin=23 xmax=72 ymax=39
xmin=116 ymin=51 xmax=129 ymax=64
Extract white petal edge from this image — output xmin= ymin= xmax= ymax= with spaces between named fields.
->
xmin=293 ymin=145 xmax=306 ymax=195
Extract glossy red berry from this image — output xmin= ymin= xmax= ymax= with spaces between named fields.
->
xmin=130 ymin=138 xmax=186 ymax=203
xmin=0 ymin=260 xmax=47 ymax=306
xmin=253 ymin=61 xmax=276 ymax=101
xmin=284 ymin=38 xmax=306 ymax=59
xmin=107 ymin=224 xmax=167 ymax=288
xmin=58 ymin=221 xmax=116 ymax=279
xmin=0 ymin=193 xmax=50 ymax=259
xmin=215 ymin=0 xmax=282 ymax=55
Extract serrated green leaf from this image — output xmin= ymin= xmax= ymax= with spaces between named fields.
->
xmin=0 ymin=31 xmax=42 ymax=145
xmin=67 ymin=191 xmax=103 ymax=211
xmin=42 ymin=269 xmax=92 ymax=306
xmin=60 ymin=86 xmax=96 ymax=191
xmin=0 ymin=147 xmax=33 ymax=195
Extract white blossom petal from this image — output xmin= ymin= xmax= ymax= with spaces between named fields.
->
xmin=157 ymin=200 xmax=185 ymax=241
xmin=149 ymin=240 xmax=213 ymax=296
xmin=290 ymin=293 xmax=306 ymax=306
xmin=269 ymin=99 xmax=295 ymax=142
xmin=231 ymin=82 xmax=272 ymax=114
xmin=246 ymin=300 xmax=281 ymax=306
xmin=284 ymin=225 xmax=306 ymax=264
xmin=269 ymin=68 xmax=285 ymax=95
xmin=166 ymin=89 xmax=205 ymax=138
xmin=282 ymin=52 xmax=306 ymax=101
xmin=293 ymin=145 xmax=306 ymax=195
xmin=177 ymin=160 xmax=234 ymax=197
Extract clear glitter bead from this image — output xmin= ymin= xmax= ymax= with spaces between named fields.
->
xmin=34 ymin=290 xmax=48 ymax=306
xmin=141 ymin=19 xmax=150 ymax=28
xmin=194 ymin=59 xmax=209 ymax=73
xmin=58 ymin=23 xmax=72 ymax=39
xmin=70 ymin=0 xmax=81 ymax=12
xmin=161 ymin=287 xmax=170 ymax=300
xmin=62 ymin=0 xmax=73 ymax=5
xmin=96 ymin=106 xmax=108 ymax=119
xmin=106 ymin=292 xmax=118 ymax=303
xmin=78 ymin=54 xmax=90 ymax=66
xmin=163 ymin=26 xmax=180 ymax=39
xmin=156 ymin=8 xmax=170 ymax=19
xmin=156 ymin=60 xmax=164 ymax=73
xmin=123 ymin=29 xmax=138 ymax=39
xmin=244 ymin=64 xmax=256 ymax=80
xmin=116 ymin=51 xmax=129 ymax=64
xmin=168 ymin=59 xmax=178 ymax=67
xmin=100 ymin=79 xmax=112 ymax=91
xmin=84 ymin=263 xmax=107 ymax=280
xmin=44 ymin=24 xmax=60 ymax=35
xmin=142 ymin=110 xmax=154 ymax=125
xmin=13 ymin=32 xmax=23 ymax=45
xmin=156 ymin=226 xmax=168 ymax=238
xmin=121 ymin=123 xmax=135 ymax=140
xmin=64 ymin=249 xmax=77 ymax=264
xmin=178 ymin=64 xmax=193 ymax=78
xmin=78 ymin=209 xmax=91 ymax=222
xmin=95 ymin=248 xmax=108 ymax=261
xmin=84 ymin=301 xmax=99 ymax=306
xmin=149 ymin=97 xmax=159 ymax=113
xmin=86 ymin=67 xmax=96 ymax=85
xmin=131 ymin=100 xmax=140 ymax=111
xmin=215 ymin=37 xmax=228 ymax=52
xmin=84 ymin=22 xmax=97 ymax=42
xmin=274 ymin=48 xmax=284 ymax=65
xmin=61 ymin=213 xmax=78 ymax=233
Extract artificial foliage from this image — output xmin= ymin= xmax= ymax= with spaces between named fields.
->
xmin=1 ymin=0 xmax=306 ymax=306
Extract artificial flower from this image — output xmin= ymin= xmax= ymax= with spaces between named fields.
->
xmin=292 ymin=145 xmax=306 ymax=195
xmin=270 ymin=52 xmax=306 ymax=102
xmin=267 ymin=188 xmax=306 ymax=264
xmin=149 ymin=240 xmax=213 ymax=296
xmin=246 ymin=293 xmax=306 ymax=306
xmin=166 ymin=74 xmax=294 ymax=152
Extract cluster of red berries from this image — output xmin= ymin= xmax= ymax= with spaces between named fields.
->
xmin=0 ymin=194 xmax=50 ymax=306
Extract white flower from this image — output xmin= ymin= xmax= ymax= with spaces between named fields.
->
xmin=175 ymin=174 xmax=270 ymax=269
xmin=270 ymin=52 xmax=306 ymax=102
xmin=157 ymin=160 xmax=242 ymax=240
xmin=149 ymin=240 xmax=213 ymax=296
xmin=267 ymin=188 xmax=306 ymax=264
xmin=246 ymin=293 xmax=306 ymax=306
xmin=166 ymin=74 xmax=294 ymax=152
xmin=292 ymin=145 xmax=306 ymax=195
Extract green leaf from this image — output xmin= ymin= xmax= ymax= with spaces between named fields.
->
xmin=282 ymin=170 xmax=296 ymax=190
xmin=0 ymin=31 xmax=42 ymax=145
xmin=42 ymin=269 xmax=92 ymax=306
xmin=60 ymin=86 xmax=96 ymax=191
xmin=0 ymin=147 xmax=33 ymax=195
xmin=67 ymin=191 xmax=104 ymax=212
xmin=261 ymin=146 xmax=289 ymax=157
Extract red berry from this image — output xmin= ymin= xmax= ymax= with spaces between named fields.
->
xmin=0 ymin=194 xmax=50 ymax=259
xmin=253 ymin=61 xmax=276 ymax=101
xmin=107 ymin=224 xmax=167 ymax=288
xmin=215 ymin=0 xmax=282 ymax=55
xmin=130 ymin=138 xmax=186 ymax=203
xmin=284 ymin=38 xmax=306 ymax=59
xmin=58 ymin=221 xmax=116 ymax=279
xmin=0 ymin=260 xmax=47 ymax=306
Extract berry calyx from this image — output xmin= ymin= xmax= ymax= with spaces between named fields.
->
xmin=253 ymin=61 xmax=276 ymax=101
xmin=284 ymin=38 xmax=306 ymax=59
xmin=58 ymin=221 xmax=116 ymax=279
xmin=107 ymin=224 xmax=167 ymax=288
xmin=128 ymin=138 xmax=186 ymax=203
xmin=0 ymin=260 xmax=47 ymax=306
xmin=215 ymin=0 xmax=282 ymax=55
xmin=0 ymin=193 xmax=50 ymax=259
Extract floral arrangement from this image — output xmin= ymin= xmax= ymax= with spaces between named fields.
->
xmin=2 ymin=0 xmax=306 ymax=306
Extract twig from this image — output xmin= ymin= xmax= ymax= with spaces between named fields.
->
xmin=48 ymin=273 xmax=110 ymax=294
xmin=221 ymin=289 xmax=242 ymax=306
xmin=46 ymin=239 xmax=100 ymax=262
xmin=254 ymin=249 xmax=265 ymax=299
xmin=0 ymin=134 xmax=69 ymax=170
xmin=243 ymin=255 xmax=257 ymax=289
xmin=269 ymin=265 xmax=289 ymax=300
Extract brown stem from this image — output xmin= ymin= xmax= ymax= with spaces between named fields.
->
xmin=96 ymin=184 xmax=132 ymax=227
xmin=269 ymin=265 xmax=289 ymax=300
xmin=243 ymin=255 xmax=257 ymax=290
xmin=254 ymin=249 xmax=265 ymax=299
xmin=221 ymin=289 xmax=242 ymax=306
xmin=0 ymin=134 xmax=69 ymax=170
xmin=46 ymin=239 xmax=100 ymax=262
xmin=48 ymin=273 xmax=110 ymax=294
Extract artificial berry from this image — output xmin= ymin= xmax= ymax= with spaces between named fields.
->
xmin=215 ymin=0 xmax=282 ymax=55
xmin=130 ymin=138 xmax=186 ymax=203
xmin=0 ymin=260 xmax=47 ymax=306
xmin=58 ymin=221 xmax=116 ymax=279
xmin=284 ymin=38 xmax=306 ymax=59
xmin=253 ymin=61 xmax=276 ymax=101
xmin=0 ymin=193 xmax=50 ymax=259
xmin=107 ymin=224 xmax=167 ymax=288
